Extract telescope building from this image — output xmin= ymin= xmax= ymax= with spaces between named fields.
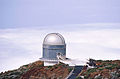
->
xmin=40 ymin=33 xmax=66 ymax=66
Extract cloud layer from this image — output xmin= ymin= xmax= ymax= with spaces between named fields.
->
xmin=0 ymin=23 xmax=120 ymax=72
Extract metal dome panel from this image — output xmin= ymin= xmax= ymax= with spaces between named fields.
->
xmin=43 ymin=33 xmax=65 ymax=45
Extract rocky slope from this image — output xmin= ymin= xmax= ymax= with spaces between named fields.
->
xmin=0 ymin=61 xmax=72 ymax=79
xmin=1 ymin=60 xmax=120 ymax=79
xmin=77 ymin=60 xmax=120 ymax=79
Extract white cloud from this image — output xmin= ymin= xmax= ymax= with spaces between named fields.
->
xmin=0 ymin=23 xmax=120 ymax=72
xmin=64 ymin=29 xmax=120 ymax=49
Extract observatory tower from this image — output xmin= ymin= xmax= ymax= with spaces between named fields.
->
xmin=40 ymin=33 xmax=66 ymax=66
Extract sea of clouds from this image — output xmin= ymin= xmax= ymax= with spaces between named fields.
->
xmin=0 ymin=23 xmax=120 ymax=72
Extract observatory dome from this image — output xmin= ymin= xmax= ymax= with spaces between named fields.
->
xmin=43 ymin=33 xmax=65 ymax=45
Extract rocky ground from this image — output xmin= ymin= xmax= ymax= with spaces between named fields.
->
xmin=0 ymin=60 xmax=120 ymax=79
xmin=77 ymin=60 xmax=120 ymax=79
xmin=0 ymin=61 xmax=72 ymax=79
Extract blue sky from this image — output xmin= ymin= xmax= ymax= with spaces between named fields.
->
xmin=0 ymin=0 xmax=120 ymax=28
xmin=0 ymin=0 xmax=120 ymax=72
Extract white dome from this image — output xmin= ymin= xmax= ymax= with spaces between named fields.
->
xmin=43 ymin=33 xmax=65 ymax=45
